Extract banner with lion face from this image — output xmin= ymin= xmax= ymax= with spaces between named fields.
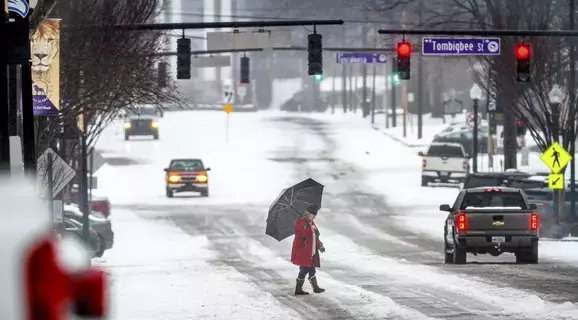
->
xmin=31 ymin=19 xmax=61 ymax=116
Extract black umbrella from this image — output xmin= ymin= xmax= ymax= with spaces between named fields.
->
xmin=266 ymin=178 xmax=324 ymax=241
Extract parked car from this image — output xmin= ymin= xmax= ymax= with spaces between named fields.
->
xmin=64 ymin=204 xmax=114 ymax=258
xmin=61 ymin=217 xmax=102 ymax=258
xmin=70 ymin=186 xmax=111 ymax=218
xmin=433 ymin=129 xmax=489 ymax=155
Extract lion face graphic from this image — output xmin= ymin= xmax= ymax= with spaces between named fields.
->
xmin=31 ymin=20 xmax=60 ymax=74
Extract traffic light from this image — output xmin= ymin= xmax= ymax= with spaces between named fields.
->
xmin=392 ymin=73 xmax=401 ymax=86
xmin=396 ymin=41 xmax=411 ymax=80
xmin=313 ymin=73 xmax=324 ymax=83
xmin=158 ymin=62 xmax=168 ymax=88
xmin=516 ymin=119 xmax=527 ymax=136
xmin=177 ymin=38 xmax=191 ymax=79
xmin=515 ymin=43 xmax=531 ymax=82
xmin=240 ymin=56 xmax=250 ymax=84
xmin=308 ymin=33 xmax=323 ymax=76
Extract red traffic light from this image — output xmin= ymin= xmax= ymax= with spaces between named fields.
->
xmin=517 ymin=120 xmax=524 ymax=126
xmin=515 ymin=44 xmax=530 ymax=60
xmin=397 ymin=41 xmax=412 ymax=57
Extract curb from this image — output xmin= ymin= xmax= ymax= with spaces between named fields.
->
xmin=370 ymin=125 xmax=430 ymax=148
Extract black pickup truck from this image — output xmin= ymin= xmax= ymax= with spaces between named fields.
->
xmin=441 ymin=186 xmax=539 ymax=264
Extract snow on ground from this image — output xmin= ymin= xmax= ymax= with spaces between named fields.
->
xmin=92 ymin=208 xmax=303 ymax=320
xmin=320 ymin=228 xmax=578 ymax=320
xmin=306 ymin=112 xmax=578 ymax=264
xmin=95 ymin=111 xmax=296 ymax=208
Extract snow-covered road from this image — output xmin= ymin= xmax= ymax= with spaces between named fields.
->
xmin=93 ymin=111 xmax=578 ymax=319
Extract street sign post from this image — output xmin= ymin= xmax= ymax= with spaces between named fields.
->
xmin=37 ymin=148 xmax=76 ymax=198
xmin=422 ymin=37 xmax=501 ymax=56
xmin=192 ymin=55 xmax=231 ymax=68
xmin=336 ymin=52 xmax=387 ymax=64
xmin=223 ymin=104 xmax=233 ymax=143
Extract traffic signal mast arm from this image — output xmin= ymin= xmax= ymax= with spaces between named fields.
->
xmin=378 ymin=28 xmax=578 ymax=37
xmin=67 ymin=20 xmax=344 ymax=31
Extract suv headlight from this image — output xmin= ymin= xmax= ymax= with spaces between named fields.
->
xmin=123 ymin=122 xmax=131 ymax=128
xmin=151 ymin=121 xmax=159 ymax=128
xmin=168 ymin=175 xmax=181 ymax=183
xmin=195 ymin=175 xmax=208 ymax=183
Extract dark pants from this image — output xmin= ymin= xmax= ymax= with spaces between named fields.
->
xmin=298 ymin=266 xmax=316 ymax=280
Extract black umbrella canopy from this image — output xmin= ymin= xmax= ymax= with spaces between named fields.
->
xmin=266 ymin=178 xmax=324 ymax=241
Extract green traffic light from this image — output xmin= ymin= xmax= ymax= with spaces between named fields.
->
xmin=313 ymin=73 xmax=324 ymax=82
xmin=392 ymin=73 xmax=401 ymax=86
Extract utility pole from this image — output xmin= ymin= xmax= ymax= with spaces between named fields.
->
xmin=1 ymin=8 xmax=11 ymax=173
xmin=8 ymin=65 xmax=17 ymax=136
xmin=371 ymin=61 xmax=377 ymax=124
xmin=569 ymin=0 xmax=576 ymax=221
xmin=361 ymin=24 xmax=368 ymax=117
xmin=341 ymin=24 xmax=347 ymax=113
xmin=417 ymin=7 xmax=424 ymax=139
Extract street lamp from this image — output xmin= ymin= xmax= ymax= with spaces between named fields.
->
xmin=549 ymin=84 xmax=566 ymax=233
xmin=549 ymin=84 xmax=565 ymax=143
xmin=470 ymin=83 xmax=483 ymax=173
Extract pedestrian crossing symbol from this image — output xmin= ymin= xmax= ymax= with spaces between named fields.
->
xmin=540 ymin=142 xmax=572 ymax=174
xmin=548 ymin=173 xmax=564 ymax=190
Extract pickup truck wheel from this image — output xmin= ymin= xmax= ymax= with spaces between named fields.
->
xmin=421 ymin=177 xmax=429 ymax=187
xmin=444 ymin=240 xmax=453 ymax=264
xmin=124 ymin=134 xmax=130 ymax=141
xmin=166 ymin=188 xmax=174 ymax=198
xmin=527 ymin=240 xmax=539 ymax=264
xmin=453 ymin=239 xmax=467 ymax=264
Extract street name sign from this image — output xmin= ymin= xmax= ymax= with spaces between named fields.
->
xmin=207 ymin=28 xmax=292 ymax=51
xmin=192 ymin=55 xmax=231 ymax=68
xmin=422 ymin=37 xmax=501 ymax=56
xmin=540 ymin=142 xmax=572 ymax=174
xmin=336 ymin=52 xmax=387 ymax=64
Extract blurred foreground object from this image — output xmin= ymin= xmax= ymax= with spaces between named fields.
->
xmin=0 ymin=178 xmax=107 ymax=320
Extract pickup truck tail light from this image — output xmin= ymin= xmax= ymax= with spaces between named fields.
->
xmin=422 ymin=159 xmax=427 ymax=169
xmin=530 ymin=213 xmax=539 ymax=231
xmin=484 ymin=188 xmax=502 ymax=192
xmin=456 ymin=212 xmax=468 ymax=232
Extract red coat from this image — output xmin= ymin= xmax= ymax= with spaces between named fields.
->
xmin=291 ymin=218 xmax=324 ymax=267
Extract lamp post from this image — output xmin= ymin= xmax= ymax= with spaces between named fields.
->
xmin=470 ymin=84 xmax=483 ymax=172
xmin=549 ymin=84 xmax=565 ymax=231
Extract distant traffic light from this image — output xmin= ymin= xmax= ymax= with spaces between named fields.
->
xmin=516 ymin=119 xmax=527 ymax=136
xmin=240 ymin=56 xmax=250 ymax=84
xmin=515 ymin=43 xmax=530 ymax=82
xmin=308 ymin=33 xmax=323 ymax=76
xmin=177 ymin=38 xmax=191 ymax=79
xmin=396 ymin=41 xmax=411 ymax=80
xmin=392 ymin=73 xmax=401 ymax=86
xmin=158 ymin=62 xmax=168 ymax=88
xmin=313 ymin=73 xmax=324 ymax=83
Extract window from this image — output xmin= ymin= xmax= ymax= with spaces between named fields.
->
xmin=427 ymin=145 xmax=464 ymax=158
xmin=170 ymin=159 xmax=204 ymax=171
xmin=524 ymin=190 xmax=553 ymax=201
xmin=460 ymin=192 xmax=527 ymax=209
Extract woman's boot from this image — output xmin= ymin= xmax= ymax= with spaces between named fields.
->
xmin=295 ymin=278 xmax=309 ymax=295
xmin=309 ymin=275 xmax=325 ymax=293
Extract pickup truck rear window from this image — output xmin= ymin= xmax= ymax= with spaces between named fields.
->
xmin=460 ymin=192 xmax=527 ymax=209
xmin=427 ymin=145 xmax=464 ymax=158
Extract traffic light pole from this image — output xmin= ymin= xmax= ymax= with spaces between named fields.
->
xmin=569 ymin=0 xmax=577 ymax=221
xmin=377 ymin=29 xmax=578 ymax=37
xmin=0 ymin=10 xmax=10 ymax=174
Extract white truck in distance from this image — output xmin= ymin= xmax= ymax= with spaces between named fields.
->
xmin=419 ymin=142 xmax=470 ymax=186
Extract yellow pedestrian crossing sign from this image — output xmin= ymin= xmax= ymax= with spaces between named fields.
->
xmin=540 ymin=142 xmax=572 ymax=173
xmin=223 ymin=104 xmax=233 ymax=114
xmin=548 ymin=173 xmax=564 ymax=190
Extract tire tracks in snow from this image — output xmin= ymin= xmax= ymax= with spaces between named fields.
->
xmin=270 ymin=115 xmax=578 ymax=318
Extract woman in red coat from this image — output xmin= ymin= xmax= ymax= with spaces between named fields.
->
xmin=291 ymin=204 xmax=325 ymax=295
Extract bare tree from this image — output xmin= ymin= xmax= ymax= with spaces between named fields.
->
xmin=35 ymin=0 xmax=182 ymax=162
